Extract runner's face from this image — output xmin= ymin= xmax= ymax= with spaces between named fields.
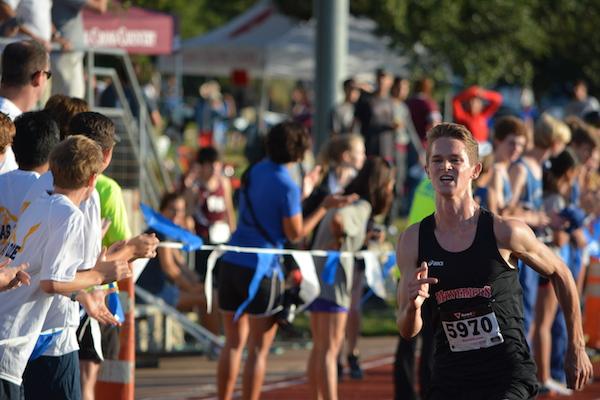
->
xmin=163 ymin=198 xmax=186 ymax=226
xmin=426 ymin=137 xmax=480 ymax=197
xmin=347 ymin=140 xmax=366 ymax=170
xmin=496 ymin=134 xmax=526 ymax=163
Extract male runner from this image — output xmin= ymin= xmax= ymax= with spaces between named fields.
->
xmin=396 ymin=123 xmax=592 ymax=399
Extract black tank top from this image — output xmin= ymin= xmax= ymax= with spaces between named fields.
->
xmin=418 ymin=209 xmax=538 ymax=391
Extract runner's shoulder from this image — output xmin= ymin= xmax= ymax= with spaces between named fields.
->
xmin=396 ymin=223 xmax=420 ymax=264
xmin=491 ymin=213 xmax=535 ymax=249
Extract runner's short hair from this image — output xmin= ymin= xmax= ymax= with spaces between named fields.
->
xmin=266 ymin=121 xmax=310 ymax=164
xmin=565 ymin=116 xmax=599 ymax=150
xmin=1 ymin=40 xmax=48 ymax=87
xmin=45 ymin=95 xmax=90 ymax=140
xmin=50 ymin=135 xmax=103 ymax=189
xmin=13 ymin=111 xmax=60 ymax=170
xmin=197 ymin=146 xmax=220 ymax=165
xmin=426 ymin=122 xmax=479 ymax=164
xmin=159 ymin=192 xmax=184 ymax=212
xmin=323 ymin=134 xmax=363 ymax=166
xmin=493 ymin=116 xmax=528 ymax=143
xmin=68 ymin=111 xmax=117 ymax=151
xmin=0 ymin=112 xmax=14 ymax=154
xmin=534 ymin=113 xmax=571 ymax=149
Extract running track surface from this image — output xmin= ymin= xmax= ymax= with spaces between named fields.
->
xmin=137 ymin=352 xmax=600 ymax=399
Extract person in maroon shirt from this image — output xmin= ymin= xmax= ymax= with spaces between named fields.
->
xmin=406 ymin=77 xmax=442 ymax=145
xmin=453 ymin=85 xmax=503 ymax=143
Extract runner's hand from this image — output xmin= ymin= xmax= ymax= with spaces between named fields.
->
xmin=322 ymin=193 xmax=359 ymax=210
xmin=77 ymin=290 xmax=120 ymax=326
xmin=129 ymin=233 xmax=159 ymax=259
xmin=0 ymin=262 xmax=30 ymax=291
xmin=408 ymin=262 xmax=438 ymax=311
xmin=302 ymin=165 xmax=322 ymax=199
xmin=94 ymin=248 xmax=131 ymax=283
xmin=565 ymin=345 xmax=593 ymax=390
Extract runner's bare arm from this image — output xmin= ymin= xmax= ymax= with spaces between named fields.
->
xmin=396 ymin=224 xmax=438 ymax=339
xmin=507 ymin=162 xmax=526 ymax=209
xmin=495 ymin=217 xmax=593 ymax=390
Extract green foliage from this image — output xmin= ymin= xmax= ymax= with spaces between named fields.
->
xmin=131 ymin=0 xmax=256 ymax=39
xmin=531 ymin=0 xmax=600 ymax=92
xmin=130 ymin=0 xmax=600 ymax=91
xmin=275 ymin=0 xmax=600 ymax=91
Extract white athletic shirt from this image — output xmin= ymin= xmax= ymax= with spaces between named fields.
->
xmin=0 ymin=193 xmax=84 ymax=385
xmin=22 ymin=171 xmax=103 ymax=357
xmin=0 ymin=96 xmax=23 ymax=175
xmin=0 ymin=169 xmax=40 ymax=245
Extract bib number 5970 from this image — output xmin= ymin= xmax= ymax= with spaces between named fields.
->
xmin=442 ymin=311 xmax=504 ymax=352
xmin=444 ymin=316 xmax=494 ymax=338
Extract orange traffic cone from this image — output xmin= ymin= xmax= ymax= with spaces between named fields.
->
xmin=95 ymin=276 xmax=135 ymax=399
xmin=583 ymin=257 xmax=600 ymax=349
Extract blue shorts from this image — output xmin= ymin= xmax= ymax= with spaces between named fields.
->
xmin=307 ymin=298 xmax=347 ymax=313
xmin=23 ymin=351 xmax=81 ymax=400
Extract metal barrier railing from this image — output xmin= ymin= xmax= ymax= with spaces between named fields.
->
xmin=85 ymin=48 xmax=175 ymax=209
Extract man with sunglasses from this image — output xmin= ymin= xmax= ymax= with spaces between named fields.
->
xmin=0 ymin=40 xmax=50 ymax=174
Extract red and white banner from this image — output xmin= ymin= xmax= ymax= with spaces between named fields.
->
xmin=83 ymin=6 xmax=174 ymax=55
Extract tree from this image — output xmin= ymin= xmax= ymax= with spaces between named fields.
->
xmin=131 ymin=0 xmax=600 ymax=93
xmin=277 ymin=0 xmax=547 ymax=87
xmin=130 ymin=0 xmax=255 ymax=39
xmin=531 ymin=0 xmax=600 ymax=94
xmin=276 ymin=0 xmax=600 ymax=94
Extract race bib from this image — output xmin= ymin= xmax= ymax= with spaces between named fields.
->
xmin=441 ymin=304 xmax=504 ymax=352
xmin=209 ymin=221 xmax=231 ymax=244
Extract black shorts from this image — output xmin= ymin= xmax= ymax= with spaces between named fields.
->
xmin=77 ymin=316 xmax=121 ymax=362
xmin=0 ymin=378 xmax=22 ymax=400
xmin=23 ymin=351 xmax=81 ymax=400
xmin=218 ymin=260 xmax=284 ymax=316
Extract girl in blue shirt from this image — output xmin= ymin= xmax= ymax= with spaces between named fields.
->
xmin=217 ymin=121 xmax=356 ymax=400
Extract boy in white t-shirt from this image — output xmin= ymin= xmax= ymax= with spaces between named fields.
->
xmin=20 ymin=111 xmax=158 ymax=400
xmin=0 ymin=111 xmax=60 ymax=246
xmin=0 ymin=136 xmax=131 ymax=400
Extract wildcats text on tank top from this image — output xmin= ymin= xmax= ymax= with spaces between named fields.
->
xmin=418 ymin=209 xmax=537 ymax=389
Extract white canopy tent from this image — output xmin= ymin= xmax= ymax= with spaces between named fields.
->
xmin=158 ymin=0 xmax=408 ymax=80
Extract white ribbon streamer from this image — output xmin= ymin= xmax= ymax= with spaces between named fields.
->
xmin=291 ymin=251 xmax=320 ymax=311
xmin=361 ymin=250 xmax=386 ymax=299
xmin=204 ymin=247 xmax=225 ymax=313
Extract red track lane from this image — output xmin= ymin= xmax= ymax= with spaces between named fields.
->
xmin=255 ymin=357 xmax=600 ymax=400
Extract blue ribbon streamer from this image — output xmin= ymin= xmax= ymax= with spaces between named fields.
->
xmin=321 ymin=252 xmax=340 ymax=285
xmin=382 ymin=252 xmax=397 ymax=277
xmin=30 ymin=330 xmax=61 ymax=361
xmin=140 ymin=203 xmax=203 ymax=251
xmin=234 ymin=252 xmax=277 ymax=321
xmin=107 ymin=282 xmax=125 ymax=323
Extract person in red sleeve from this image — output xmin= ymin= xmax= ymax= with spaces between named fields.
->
xmin=453 ymin=85 xmax=503 ymax=142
